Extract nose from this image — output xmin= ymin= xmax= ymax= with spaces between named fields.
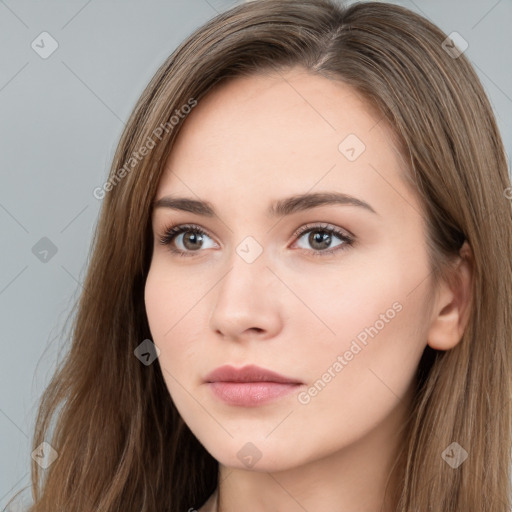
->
xmin=208 ymin=248 xmax=283 ymax=342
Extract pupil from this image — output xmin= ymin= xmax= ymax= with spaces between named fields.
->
xmin=310 ymin=231 xmax=330 ymax=250
xmin=184 ymin=232 xmax=202 ymax=250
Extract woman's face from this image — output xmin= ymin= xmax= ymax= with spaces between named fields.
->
xmin=145 ymin=67 xmax=436 ymax=472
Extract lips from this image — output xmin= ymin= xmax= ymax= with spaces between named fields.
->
xmin=204 ymin=364 xmax=303 ymax=384
xmin=204 ymin=364 xmax=303 ymax=407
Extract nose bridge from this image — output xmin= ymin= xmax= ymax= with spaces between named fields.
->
xmin=219 ymin=234 xmax=270 ymax=301
xmin=209 ymin=234 xmax=281 ymax=337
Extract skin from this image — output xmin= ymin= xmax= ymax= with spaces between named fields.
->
xmin=144 ymin=67 xmax=472 ymax=512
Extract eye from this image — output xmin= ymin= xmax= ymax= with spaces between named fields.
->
xmin=291 ymin=223 xmax=354 ymax=257
xmin=158 ymin=223 xmax=217 ymax=257
xmin=158 ymin=222 xmax=355 ymax=257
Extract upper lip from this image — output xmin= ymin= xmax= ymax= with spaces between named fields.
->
xmin=205 ymin=364 xmax=303 ymax=384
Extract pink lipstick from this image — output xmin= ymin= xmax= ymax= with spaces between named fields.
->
xmin=204 ymin=364 xmax=303 ymax=407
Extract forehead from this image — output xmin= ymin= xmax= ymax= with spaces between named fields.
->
xmin=166 ymin=67 xmax=384 ymax=159
xmin=156 ymin=67 xmax=414 ymax=219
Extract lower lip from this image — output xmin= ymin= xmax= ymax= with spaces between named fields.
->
xmin=208 ymin=382 xmax=301 ymax=406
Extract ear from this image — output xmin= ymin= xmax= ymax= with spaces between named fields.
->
xmin=427 ymin=240 xmax=473 ymax=351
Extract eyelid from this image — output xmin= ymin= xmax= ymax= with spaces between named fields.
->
xmin=158 ymin=221 xmax=355 ymax=257
xmin=158 ymin=222 xmax=216 ymax=247
xmin=291 ymin=222 xmax=355 ymax=241
xmin=158 ymin=221 xmax=353 ymax=243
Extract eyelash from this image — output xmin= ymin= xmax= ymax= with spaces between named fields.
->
xmin=158 ymin=222 xmax=355 ymax=258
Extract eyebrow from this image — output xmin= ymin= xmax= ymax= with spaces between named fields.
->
xmin=152 ymin=191 xmax=377 ymax=217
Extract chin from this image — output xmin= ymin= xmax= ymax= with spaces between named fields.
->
xmin=201 ymin=435 xmax=313 ymax=473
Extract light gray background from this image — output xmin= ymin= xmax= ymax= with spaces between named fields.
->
xmin=1 ymin=0 xmax=511 ymax=508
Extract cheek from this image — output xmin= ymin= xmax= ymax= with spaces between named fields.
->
xmin=282 ymin=255 xmax=427 ymax=353
xmin=144 ymin=259 xmax=201 ymax=342
xmin=286 ymin=280 xmax=429 ymax=461
xmin=144 ymin=264 xmax=183 ymax=378
xmin=144 ymin=267 xmax=208 ymax=429
xmin=285 ymin=243 xmax=432 ymax=395
xmin=144 ymin=265 xmax=170 ymax=342
xmin=144 ymin=262 xmax=206 ymax=380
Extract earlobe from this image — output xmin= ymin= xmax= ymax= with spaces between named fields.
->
xmin=427 ymin=240 xmax=473 ymax=351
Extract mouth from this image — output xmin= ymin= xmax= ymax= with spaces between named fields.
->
xmin=204 ymin=364 xmax=304 ymax=407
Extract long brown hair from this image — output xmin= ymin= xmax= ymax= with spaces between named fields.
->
xmin=6 ymin=0 xmax=511 ymax=510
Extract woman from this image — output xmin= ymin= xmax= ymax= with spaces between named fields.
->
xmin=8 ymin=0 xmax=511 ymax=510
